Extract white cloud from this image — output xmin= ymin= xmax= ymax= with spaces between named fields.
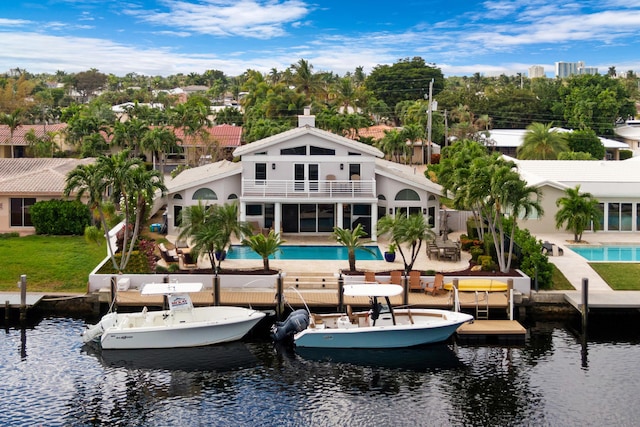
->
xmin=124 ymin=0 xmax=312 ymax=39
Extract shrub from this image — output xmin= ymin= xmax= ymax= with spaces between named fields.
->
xmin=477 ymin=255 xmax=494 ymax=271
xmin=619 ymin=150 xmax=633 ymax=160
xmin=460 ymin=234 xmax=483 ymax=251
xmin=30 ymin=199 xmax=91 ymax=235
xmin=469 ymin=246 xmax=484 ymax=262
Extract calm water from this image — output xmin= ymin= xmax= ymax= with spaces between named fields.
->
xmin=226 ymin=245 xmax=383 ymax=261
xmin=568 ymin=245 xmax=640 ymax=262
xmin=2 ymin=315 xmax=640 ymax=426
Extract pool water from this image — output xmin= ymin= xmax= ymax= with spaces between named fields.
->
xmin=568 ymin=245 xmax=640 ymax=262
xmin=226 ymin=244 xmax=383 ymax=260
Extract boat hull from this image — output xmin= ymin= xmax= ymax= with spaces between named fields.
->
xmin=97 ymin=306 xmax=266 ymax=350
xmin=294 ymin=309 xmax=473 ymax=349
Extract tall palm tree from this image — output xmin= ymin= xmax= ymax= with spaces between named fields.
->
xmin=332 ymin=224 xmax=374 ymax=272
xmin=1 ymin=109 xmax=24 ymax=158
xmin=555 ymin=185 xmax=601 ymax=242
xmin=64 ymin=162 xmax=118 ymax=270
xmin=377 ymin=214 xmax=434 ymax=273
xmin=121 ymin=166 xmax=166 ymax=268
xmin=290 ymin=59 xmax=324 ymax=102
xmin=242 ymin=230 xmax=285 ymax=271
xmin=378 ymin=129 xmax=410 ymax=163
xmin=518 ymin=122 xmax=569 ymax=160
xmin=96 ymin=150 xmax=141 ymax=271
xmin=141 ymin=126 xmax=180 ymax=171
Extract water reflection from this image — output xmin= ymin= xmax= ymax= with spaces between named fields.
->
xmin=3 ymin=316 xmax=640 ymax=426
xmin=83 ymin=341 xmax=258 ymax=372
xmin=291 ymin=343 xmax=465 ymax=371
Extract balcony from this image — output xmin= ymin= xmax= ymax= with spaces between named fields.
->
xmin=241 ymin=178 xmax=375 ymax=199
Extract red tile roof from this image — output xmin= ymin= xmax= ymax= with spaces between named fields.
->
xmin=0 ymin=123 xmax=68 ymax=146
xmin=172 ymin=124 xmax=242 ymax=148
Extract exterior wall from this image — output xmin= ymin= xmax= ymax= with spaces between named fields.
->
xmin=166 ymin=175 xmax=241 ymax=236
xmin=0 ymin=193 xmax=77 ymax=235
xmin=515 ymin=185 xmax=565 ymax=234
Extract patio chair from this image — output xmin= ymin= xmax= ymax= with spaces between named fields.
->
xmin=158 ymin=243 xmax=178 ymax=263
xmin=178 ymin=252 xmax=198 ymax=270
xmin=424 ymin=273 xmax=445 ymax=296
xmin=426 ymin=241 xmax=440 ymax=260
xmin=364 ymin=271 xmax=377 ymax=284
xmin=408 ymin=270 xmax=423 ymax=292
xmin=390 ymin=270 xmax=403 ymax=286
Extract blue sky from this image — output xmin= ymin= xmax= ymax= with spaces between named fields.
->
xmin=1 ymin=0 xmax=640 ymax=78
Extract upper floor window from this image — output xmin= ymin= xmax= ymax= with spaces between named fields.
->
xmin=310 ymin=146 xmax=335 ymax=155
xmin=395 ymin=189 xmax=420 ymax=201
xmin=281 ymin=146 xmax=307 ymax=155
xmin=192 ymin=188 xmax=218 ymax=200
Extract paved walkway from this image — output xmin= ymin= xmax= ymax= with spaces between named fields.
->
xmin=536 ymin=231 xmax=640 ymax=293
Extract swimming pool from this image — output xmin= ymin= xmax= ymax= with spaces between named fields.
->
xmin=226 ymin=245 xmax=383 ymax=261
xmin=568 ymin=245 xmax=640 ymax=262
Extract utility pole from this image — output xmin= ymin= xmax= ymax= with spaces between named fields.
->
xmin=444 ymin=109 xmax=448 ymax=147
xmin=426 ymin=78 xmax=433 ymax=165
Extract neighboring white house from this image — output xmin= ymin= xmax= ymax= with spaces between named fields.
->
xmin=482 ymin=128 xmax=629 ymax=160
xmin=163 ymin=111 xmax=443 ymax=240
xmin=510 ymin=155 xmax=640 ymax=235
xmin=614 ymin=120 xmax=640 ymax=156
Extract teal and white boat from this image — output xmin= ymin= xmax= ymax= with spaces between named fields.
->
xmin=274 ymin=284 xmax=473 ymax=349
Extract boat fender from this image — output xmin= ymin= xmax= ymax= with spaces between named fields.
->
xmin=271 ymin=309 xmax=310 ymax=342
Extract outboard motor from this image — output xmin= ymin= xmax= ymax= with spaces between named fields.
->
xmin=271 ymin=309 xmax=310 ymax=342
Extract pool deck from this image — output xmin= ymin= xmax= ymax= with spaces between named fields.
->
xmin=536 ymin=232 xmax=640 ymax=310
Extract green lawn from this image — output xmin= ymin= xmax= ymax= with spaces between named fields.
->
xmin=0 ymin=235 xmax=106 ymax=293
xmin=550 ymin=264 xmax=575 ymax=290
xmin=589 ymin=263 xmax=640 ymax=290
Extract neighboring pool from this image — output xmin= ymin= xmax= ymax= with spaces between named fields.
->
xmin=568 ymin=245 xmax=640 ymax=262
xmin=226 ymin=245 xmax=383 ymax=261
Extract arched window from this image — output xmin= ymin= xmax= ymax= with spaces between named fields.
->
xmin=173 ymin=194 xmax=183 ymax=199
xmin=377 ymin=194 xmax=386 ymax=200
xmin=192 ymin=188 xmax=217 ymax=200
xmin=228 ymin=194 xmax=238 ymax=200
xmin=394 ymin=189 xmax=420 ymax=201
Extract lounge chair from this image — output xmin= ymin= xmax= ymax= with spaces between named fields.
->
xmin=424 ymin=273 xmax=444 ymax=296
xmin=158 ymin=243 xmax=178 ymax=263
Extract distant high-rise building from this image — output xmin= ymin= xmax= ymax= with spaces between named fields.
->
xmin=555 ymin=61 xmax=597 ymax=78
xmin=579 ymin=66 xmax=599 ymax=75
xmin=528 ymin=65 xmax=545 ymax=78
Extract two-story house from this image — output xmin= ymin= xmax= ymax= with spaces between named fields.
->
xmin=164 ymin=111 xmax=442 ymax=241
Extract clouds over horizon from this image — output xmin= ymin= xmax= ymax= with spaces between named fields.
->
xmin=1 ymin=0 xmax=639 ymax=77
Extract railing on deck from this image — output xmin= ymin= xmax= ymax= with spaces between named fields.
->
xmin=241 ymin=178 xmax=376 ymax=198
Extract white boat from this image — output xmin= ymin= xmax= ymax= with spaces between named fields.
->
xmin=82 ymin=282 xmax=266 ymax=350
xmin=272 ymin=284 xmax=473 ymax=349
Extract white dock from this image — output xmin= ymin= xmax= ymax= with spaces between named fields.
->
xmin=1 ymin=292 xmax=47 ymax=307
xmin=564 ymin=291 xmax=640 ymax=310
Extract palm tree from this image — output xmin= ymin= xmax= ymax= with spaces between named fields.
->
xmin=518 ymin=122 xmax=569 ymax=160
xmin=121 ymin=166 xmax=167 ymax=268
xmin=242 ymin=230 xmax=286 ymax=271
xmin=378 ymin=129 xmax=409 ymax=163
xmin=141 ymin=126 xmax=181 ymax=171
xmin=555 ymin=185 xmax=601 ymax=242
xmin=187 ymin=202 xmax=252 ymax=271
xmin=64 ymin=162 xmax=118 ymax=270
xmin=0 ymin=109 xmax=24 ymax=158
xmin=177 ymin=200 xmax=211 ymax=243
xmin=331 ymin=224 xmax=374 ymax=272
xmin=377 ymin=213 xmax=434 ymax=273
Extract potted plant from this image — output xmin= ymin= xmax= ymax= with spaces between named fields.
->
xmin=384 ymin=242 xmax=397 ymax=262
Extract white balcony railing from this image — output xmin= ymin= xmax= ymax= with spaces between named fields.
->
xmin=241 ymin=178 xmax=375 ymax=198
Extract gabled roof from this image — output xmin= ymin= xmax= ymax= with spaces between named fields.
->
xmin=375 ymin=158 xmax=442 ymax=195
xmin=508 ymin=155 xmax=640 ymax=197
xmin=0 ymin=158 xmax=95 ymax=194
xmin=0 ymin=123 xmax=68 ymax=146
xmin=233 ymin=125 xmax=384 ymax=158
xmin=166 ymin=159 xmax=241 ymax=194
